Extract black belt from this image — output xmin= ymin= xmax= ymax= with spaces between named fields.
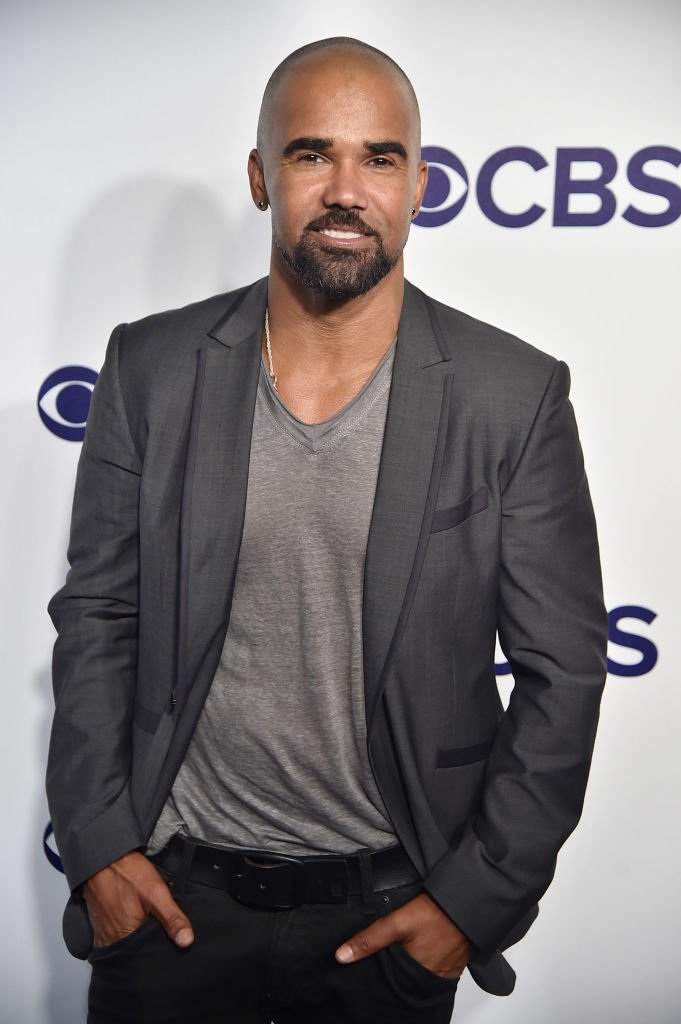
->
xmin=152 ymin=834 xmax=420 ymax=909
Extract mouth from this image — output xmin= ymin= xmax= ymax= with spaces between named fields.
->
xmin=306 ymin=214 xmax=376 ymax=244
xmin=318 ymin=228 xmax=366 ymax=240
xmin=308 ymin=221 xmax=377 ymax=250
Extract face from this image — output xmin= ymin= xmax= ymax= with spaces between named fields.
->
xmin=250 ymin=55 xmax=428 ymax=300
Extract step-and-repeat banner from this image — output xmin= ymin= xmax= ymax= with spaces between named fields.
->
xmin=2 ymin=1 xmax=678 ymax=1021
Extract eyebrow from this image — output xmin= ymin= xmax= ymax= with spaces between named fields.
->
xmin=281 ymin=137 xmax=409 ymax=160
xmin=365 ymin=141 xmax=409 ymax=160
xmin=282 ymin=137 xmax=332 ymax=157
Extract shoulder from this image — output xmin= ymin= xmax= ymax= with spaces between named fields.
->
xmin=404 ymin=282 xmax=569 ymax=444
xmin=406 ymin=281 xmax=559 ymax=386
xmin=111 ymin=278 xmax=263 ymax=394
xmin=119 ymin=280 xmax=258 ymax=355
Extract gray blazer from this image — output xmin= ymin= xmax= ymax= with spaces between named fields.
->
xmin=47 ymin=277 xmax=607 ymax=995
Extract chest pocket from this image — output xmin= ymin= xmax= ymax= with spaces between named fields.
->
xmin=430 ymin=485 xmax=488 ymax=534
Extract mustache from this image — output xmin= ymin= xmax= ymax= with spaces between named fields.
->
xmin=305 ymin=212 xmax=376 ymax=236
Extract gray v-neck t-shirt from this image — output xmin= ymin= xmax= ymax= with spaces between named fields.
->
xmin=149 ymin=342 xmax=397 ymax=856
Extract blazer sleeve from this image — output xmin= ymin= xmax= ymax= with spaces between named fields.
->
xmin=424 ymin=360 xmax=607 ymax=955
xmin=46 ymin=324 xmax=147 ymax=893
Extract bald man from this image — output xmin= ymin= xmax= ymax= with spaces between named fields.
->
xmin=47 ymin=37 xmax=607 ymax=1024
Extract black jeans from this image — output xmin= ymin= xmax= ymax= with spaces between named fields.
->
xmin=87 ymin=866 xmax=458 ymax=1024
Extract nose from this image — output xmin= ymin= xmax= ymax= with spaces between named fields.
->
xmin=322 ymin=159 xmax=368 ymax=210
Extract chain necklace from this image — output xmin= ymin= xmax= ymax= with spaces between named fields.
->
xmin=264 ymin=308 xmax=278 ymax=392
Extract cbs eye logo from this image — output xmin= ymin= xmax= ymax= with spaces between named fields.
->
xmin=415 ymin=146 xmax=469 ymax=227
xmin=37 ymin=366 xmax=98 ymax=441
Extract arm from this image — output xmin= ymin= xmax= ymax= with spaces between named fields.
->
xmin=423 ymin=359 xmax=607 ymax=954
xmin=47 ymin=324 xmax=145 ymax=892
xmin=47 ymin=325 xmax=194 ymax=949
xmin=338 ymin=360 xmax=606 ymax=968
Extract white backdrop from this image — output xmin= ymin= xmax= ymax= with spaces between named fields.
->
xmin=2 ymin=1 xmax=679 ymax=1021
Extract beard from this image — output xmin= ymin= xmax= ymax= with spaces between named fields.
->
xmin=274 ymin=212 xmax=406 ymax=300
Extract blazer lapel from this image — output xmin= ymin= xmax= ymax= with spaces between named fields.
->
xmin=176 ymin=278 xmax=267 ymax=707
xmin=363 ymin=282 xmax=455 ymax=732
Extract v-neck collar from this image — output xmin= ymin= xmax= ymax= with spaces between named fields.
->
xmin=259 ymin=339 xmax=396 ymax=454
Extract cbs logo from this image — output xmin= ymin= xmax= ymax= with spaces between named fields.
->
xmin=416 ymin=145 xmax=681 ymax=228
xmin=37 ymin=366 xmax=98 ymax=441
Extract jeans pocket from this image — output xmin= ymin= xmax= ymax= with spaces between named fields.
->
xmin=379 ymin=941 xmax=459 ymax=1011
xmin=88 ymin=915 xmax=159 ymax=962
xmin=390 ymin=942 xmax=459 ymax=992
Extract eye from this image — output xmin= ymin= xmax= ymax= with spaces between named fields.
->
xmin=299 ymin=152 xmax=325 ymax=163
xmin=369 ymin=156 xmax=393 ymax=168
xmin=37 ymin=365 xmax=98 ymax=441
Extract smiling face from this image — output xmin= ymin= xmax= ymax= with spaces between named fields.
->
xmin=250 ymin=50 xmax=428 ymax=301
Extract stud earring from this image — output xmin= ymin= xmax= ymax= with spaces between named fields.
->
xmin=411 ymin=208 xmax=417 ymax=217
xmin=257 ymin=200 xmax=267 ymax=210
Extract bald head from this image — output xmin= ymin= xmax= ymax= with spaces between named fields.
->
xmin=249 ymin=38 xmax=428 ymax=302
xmin=256 ymin=37 xmax=421 ymax=156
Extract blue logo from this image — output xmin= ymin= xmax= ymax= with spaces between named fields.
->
xmin=415 ymin=146 xmax=469 ymax=227
xmin=417 ymin=146 xmax=681 ymax=228
xmin=37 ymin=366 xmax=98 ymax=441
xmin=43 ymin=821 xmax=64 ymax=873
xmin=496 ymin=605 xmax=658 ymax=677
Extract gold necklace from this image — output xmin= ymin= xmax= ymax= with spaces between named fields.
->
xmin=264 ymin=308 xmax=278 ymax=392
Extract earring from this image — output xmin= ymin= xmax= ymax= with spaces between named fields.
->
xmin=411 ymin=208 xmax=417 ymax=217
xmin=257 ymin=200 xmax=267 ymax=210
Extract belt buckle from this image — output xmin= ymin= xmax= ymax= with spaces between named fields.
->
xmin=230 ymin=854 xmax=304 ymax=909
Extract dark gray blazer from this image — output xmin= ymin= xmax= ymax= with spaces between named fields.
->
xmin=47 ymin=277 xmax=607 ymax=995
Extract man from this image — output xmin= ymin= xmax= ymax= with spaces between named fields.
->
xmin=47 ymin=37 xmax=607 ymax=1024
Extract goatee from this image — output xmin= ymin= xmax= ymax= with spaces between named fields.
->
xmin=274 ymin=212 xmax=405 ymax=300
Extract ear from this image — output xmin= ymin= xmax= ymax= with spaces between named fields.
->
xmin=411 ymin=159 xmax=429 ymax=217
xmin=248 ymin=149 xmax=268 ymax=209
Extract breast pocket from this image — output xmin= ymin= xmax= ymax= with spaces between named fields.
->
xmin=430 ymin=485 xmax=488 ymax=534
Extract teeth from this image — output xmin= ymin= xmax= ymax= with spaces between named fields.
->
xmin=320 ymin=229 xmax=363 ymax=239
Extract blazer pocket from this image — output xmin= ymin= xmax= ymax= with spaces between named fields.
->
xmin=430 ymin=486 xmax=488 ymax=534
xmin=436 ymin=737 xmax=494 ymax=768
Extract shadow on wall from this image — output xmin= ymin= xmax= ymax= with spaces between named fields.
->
xmin=49 ymin=177 xmax=270 ymax=359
